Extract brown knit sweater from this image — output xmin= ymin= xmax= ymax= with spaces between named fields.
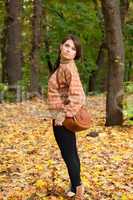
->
xmin=47 ymin=59 xmax=86 ymax=119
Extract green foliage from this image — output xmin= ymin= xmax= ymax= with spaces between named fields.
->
xmin=0 ymin=0 xmax=132 ymax=108
xmin=124 ymin=104 xmax=133 ymax=125
xmin=0 ymin=83 xmax=17 ymax=102
xmin=124 ymin=81 xmax=133 ymax=94
xmin=0 ymin=83 xmax=8 ymax=92
xmin=123 ymin=2 xmax=133 ymax=82
xmin=124 ymin=82 xmax=133 ymax=124
xmin=43 ymin=1 xmax=102 ymax=94
xmin=0 ymin=1 xmax=5 ymax=32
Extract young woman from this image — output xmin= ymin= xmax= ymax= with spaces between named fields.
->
xmin=47 ymin=34 xmax=86 ymax=199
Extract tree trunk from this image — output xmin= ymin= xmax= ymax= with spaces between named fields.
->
xmin=101 ymin=0 xmax=125 ymax=126
xmin=42 ymin=8 xmax=53 ymax=73
xmin=128 ymin=61 xmax=133 ymax=81
xmin=5 ymin=0 xmax=22 ymax=86
xmin=88 ymin=42 xmax=107 ymax=92
xmin=44 ymin=36 xmax=53 ymax=73
xmin=90 ymin=0 xmax=129 ymax=93
xmin=1 ymin=17 xmax=8 ymax=83
xmin=30 ymin=0 xmax=42 ymax=97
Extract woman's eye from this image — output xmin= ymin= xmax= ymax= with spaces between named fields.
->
xmin=64 ymin=43 xmax=76 ymax=51
xmin=65 ymin=44 xmax=69 ymax=47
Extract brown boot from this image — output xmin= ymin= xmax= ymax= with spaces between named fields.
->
xmin=75 ymin=184 xmax=85 ymax=200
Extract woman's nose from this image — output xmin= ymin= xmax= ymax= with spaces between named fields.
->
xmin=66 ymin=47 xmax=70 ymax=52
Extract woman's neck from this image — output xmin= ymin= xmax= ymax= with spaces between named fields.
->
xmin=60 ymin=56 xmax=74 ymax=64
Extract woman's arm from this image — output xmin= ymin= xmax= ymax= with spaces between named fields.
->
xmin=62 ymin=64 xmax=86 ymax=117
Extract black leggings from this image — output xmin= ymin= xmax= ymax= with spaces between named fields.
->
xmin=52 ymin=119 xmax=81 ymax=193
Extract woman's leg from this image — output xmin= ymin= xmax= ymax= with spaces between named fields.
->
xmin=52 ymin=120 xmax=81 ymax=193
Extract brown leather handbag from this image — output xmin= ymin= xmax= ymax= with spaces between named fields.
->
xmin=63 ymin=105 xmax=92 ymax=132
xmin=56 ymin=67 xmax=92 ymax=132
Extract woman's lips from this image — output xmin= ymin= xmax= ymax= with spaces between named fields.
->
xmin=64 ymin=52 xmax=71 ymax=56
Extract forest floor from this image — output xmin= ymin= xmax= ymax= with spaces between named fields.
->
xmin=0 ymin=95 xmax=133 ymax=200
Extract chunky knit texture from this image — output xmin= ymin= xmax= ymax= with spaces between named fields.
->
xmin=47 ymin=59 xmax=86 ymax=118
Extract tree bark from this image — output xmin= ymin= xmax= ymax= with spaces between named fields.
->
xmin=42 ymin=8 xmax=53 ymax=73
xmin=1 ymin=17 xmax=8 ymax=83
xmin=5 ymin=0 xmax=22 ymax=86
xmin=44 ymin=36 xmax=53 ymax=73
xmin=101 ymin=0 xmax=125 ymax=126
xmin=30 ymin=0 xmax=42 ymax=96
xmin=88 ymin=42 xmax=107 ymax=92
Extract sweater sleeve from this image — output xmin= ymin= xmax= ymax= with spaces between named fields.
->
xmin=62 ymin=65 xmax=86 ymax=117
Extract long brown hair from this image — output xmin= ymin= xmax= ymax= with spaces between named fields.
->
xmin=53 ymin=34 xmax=82 ymax=72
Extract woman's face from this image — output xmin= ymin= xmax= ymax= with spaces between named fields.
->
xmin=60 ymin=39 xmax=76 ymax=60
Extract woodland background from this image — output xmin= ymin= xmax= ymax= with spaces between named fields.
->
xmin=0 ymin=0 xmax=133 ymax=199
xmin=0 ymin=0 xmax=133 ymax=124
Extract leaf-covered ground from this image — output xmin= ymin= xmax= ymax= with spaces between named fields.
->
xmin=0 ymin=95 xmax=133 ymax=200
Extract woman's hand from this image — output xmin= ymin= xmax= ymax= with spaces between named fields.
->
xmin=54 ymin=111 xmax=65 ymax=126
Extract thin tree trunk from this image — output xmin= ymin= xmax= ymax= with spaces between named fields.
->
xmin=42 ymin=9 xmax=53 ymax=73
xmin=101 ymin=0 xmax=125 ymax=126
xmin=5 ymin=0 xmax=22 ymax=86
xmin=1 ymin=17 xmax=8 ymax=83
xmin=30 ymin=0 xmax=42 ymax=96
xmin=44 ymin=36 xmax=53 ymax=73
xmin=128 ymin=61 xmax=133 ymax=81
xmin=88 ymin=42 xmax=107 ymax=91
